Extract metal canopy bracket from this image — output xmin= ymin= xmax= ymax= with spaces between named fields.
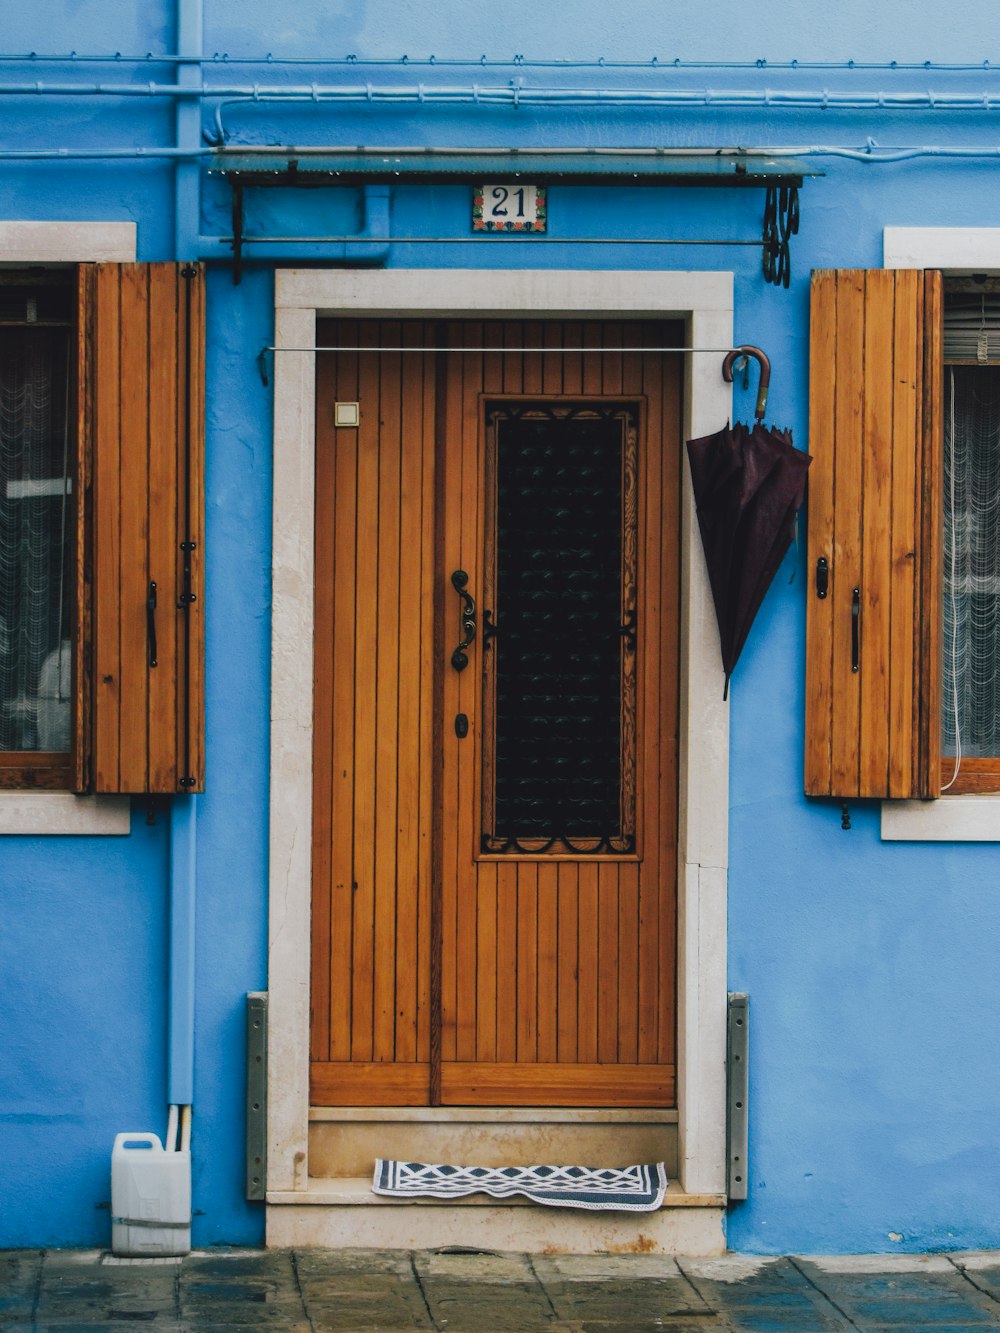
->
xmin=762 ymin=184 xmax=800 ymax=289
xmin=212 ymin=147 xmax=818 ymax=288
xmin=231 ymin=179 xmax=244 ymax=286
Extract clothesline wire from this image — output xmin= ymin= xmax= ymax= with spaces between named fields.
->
xmin=264 ymin=344 xmax=747 ymax=354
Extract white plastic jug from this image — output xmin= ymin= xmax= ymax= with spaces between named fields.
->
xmin=111 ymin=1132 xmax=191 ymax=1257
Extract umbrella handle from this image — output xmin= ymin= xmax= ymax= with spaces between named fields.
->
xmin=722 ymin=345 xmax=771 ymax=422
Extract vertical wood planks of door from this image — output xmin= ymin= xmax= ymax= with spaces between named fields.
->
xmin=311 ymin=318 xmax=681 ymax=1108
xmin=350 ymin=319 xmax=380 ymax=1063
xmin=310 ymin=329 xmax=337 ymax=1062
xmin=372 ymin=319 xmax=402 ymax=1062
xmin=394 ymin=320 xmax=428 ymax=1066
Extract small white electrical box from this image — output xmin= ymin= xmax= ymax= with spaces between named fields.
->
xmin=111 ymin=1132 xmax=191 ymax=1257
xmin=334 ymin=401 xmax=360 ymax=427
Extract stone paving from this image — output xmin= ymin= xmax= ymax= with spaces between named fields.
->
xmin=6 ymin=1247 xmax=1000 ymax=1331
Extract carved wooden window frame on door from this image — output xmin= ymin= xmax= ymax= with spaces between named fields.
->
xmin=479 ymin=400 xmax=640 ymax=859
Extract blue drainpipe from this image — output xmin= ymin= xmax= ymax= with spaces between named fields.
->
xmin=168 ymin=794 xmax=197 ymax=1110
xmin=174 ymin=0 xmax=202 ymax=259
xmin=168 ymin=0 xmax=200 ymax=1139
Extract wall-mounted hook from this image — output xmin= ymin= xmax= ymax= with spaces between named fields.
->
xmin=722 ymin=344 xmax=771 ymax=422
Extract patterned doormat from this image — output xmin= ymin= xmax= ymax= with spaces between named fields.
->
xmin=372 ymin=1161 xmax=667 ymax=1211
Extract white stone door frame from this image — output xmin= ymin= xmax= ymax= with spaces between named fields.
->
xmin=266 ymin=268 xmax=733 ymax=1202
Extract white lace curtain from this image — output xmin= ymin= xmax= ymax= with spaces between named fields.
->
xmin=943 ymin=365 xmax=1000 ymax=760
xmin=0 ymin=328 xmax=72 ymax=753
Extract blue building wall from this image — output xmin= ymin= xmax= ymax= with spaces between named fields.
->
xmin=2 ymin=0 xmax=1000 ymax=1253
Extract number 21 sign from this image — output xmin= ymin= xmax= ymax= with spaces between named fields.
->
xmin=472 ymin=184 xmax=547 ymax=233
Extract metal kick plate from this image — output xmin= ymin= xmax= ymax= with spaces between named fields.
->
xmin=246 ymin=992 xmax=268 ymax=1201
xmin=727 ymin=992 xmax=749 ymax=1201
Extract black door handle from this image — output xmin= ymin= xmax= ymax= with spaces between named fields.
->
xmin=450 ymin=570 xmax=477 ymax=671
xmin=147 ymin=581 xmax=158 ymax=668
xmin=851 ymin=587 xmax=860 ymax=673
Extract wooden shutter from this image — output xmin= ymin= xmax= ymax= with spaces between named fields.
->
xmin=79 ymin=263 xmax=205 ymax=794
xmin=805 ymin=269 xmax=942 ymax=799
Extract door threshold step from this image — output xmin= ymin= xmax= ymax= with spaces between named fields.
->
xmin=267 ymin=1178 xmax=725 ymax=1208
xmin=308 ymin=1106 xmax=678 ymax=1123
xmin=266 ymin=1179 xmax=726 ymax=1252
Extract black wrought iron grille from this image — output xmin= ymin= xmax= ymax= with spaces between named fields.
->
xmin=483 ymin=404 xmax=636 ymax=854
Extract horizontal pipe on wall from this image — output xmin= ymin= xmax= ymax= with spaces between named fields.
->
xmin=229 ymin=234 xmax=763 ymax=245
xmin=208 ymin=87 xmax=1000 ymax=112
xmin=5 ymin=52 xmax=1000 ymax=71
xmin=263 ymin=342 xmax=750 ymax=352
xmin=0 ymin=146 xmax=208 ymax=158
xmin=7 ymin=82 xmax=1000 ymax=111
xmin=197 ymin=238 xmax=389 ymax=263
xmin=7 ymin=143 xmax=1000 ymax=165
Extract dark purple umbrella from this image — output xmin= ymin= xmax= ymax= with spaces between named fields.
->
xmin=686 ymin=347 xmax=811 ymax=698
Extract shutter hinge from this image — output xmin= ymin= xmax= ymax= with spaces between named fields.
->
xmin=180 ymin=264 xmax=198 ymax=281
xmin=178 ymin=776 xmax=196 ymax=789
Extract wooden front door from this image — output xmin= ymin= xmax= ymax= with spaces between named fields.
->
xmin=310 ymin=319 xmax=681 ymax=1109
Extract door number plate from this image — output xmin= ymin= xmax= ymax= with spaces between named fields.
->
xmin=473 ymin=184 xmax=547 ymax=233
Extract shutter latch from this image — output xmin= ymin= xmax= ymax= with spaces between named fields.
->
xmin=815 ymin=556 xmax=829 ymax=599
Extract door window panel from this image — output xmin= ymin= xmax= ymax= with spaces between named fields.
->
xmin=481 ymin=403 xmax=638 ymax=854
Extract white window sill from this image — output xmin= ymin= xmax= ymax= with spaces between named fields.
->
xmin=881 ymin=796 xmax=1000 ymax=842
xmin=0 ymin=793 xmax=131 ymax=836
xmin=0 ymin=221 xmax=136 ymax=263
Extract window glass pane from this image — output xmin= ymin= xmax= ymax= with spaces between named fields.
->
xmin=0 ymin=325 xmax=72 ymax=753
xmin=483 ymin=405 xmax=636 ymax=853
xmin=943 ymin=365 xmax=1000 ymax=758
